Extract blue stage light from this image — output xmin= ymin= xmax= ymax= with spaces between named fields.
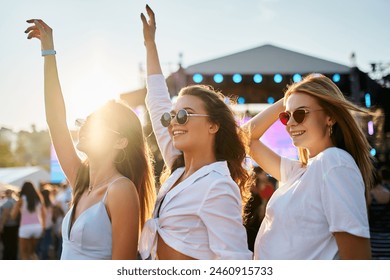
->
xmin=274 ymin=74 xmax=283 ymax=83
xmin=292 ymin=73 xmax=302 ymax=83
xmin=192 ymin=73 xmax=203 ymax=83
xmin=232 ymin=74 xmax=242 ymax=83
xmin=365 ymin=93 xmax=371 ymax=108
xmin=237 ymin=96 xmax=245 ymax=104
xmin=213 ymin=74 xmax=224 ymax=83
xmin=253 ymin=74 xmax=263 ymax=83
xmin=267 ymin=97 xmax=275 ymax=104
xmin=332 ymin=73 xmax=341 ymax=83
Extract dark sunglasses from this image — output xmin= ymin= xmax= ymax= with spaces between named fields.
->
xmin=160 ymin=109 xmax=209 ymax=127
xmin=279 ymin=108 xmax=323 ymax=126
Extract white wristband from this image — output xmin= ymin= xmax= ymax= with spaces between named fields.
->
xmin=41 ymin=49 xmax=56 ymax=56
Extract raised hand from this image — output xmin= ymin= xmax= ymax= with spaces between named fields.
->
xmin=140 ymin=4 xmax=156 ymax=45
xmin=25 ymin=19 xmax=54 ymax=50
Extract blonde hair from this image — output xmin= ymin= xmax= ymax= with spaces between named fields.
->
xmin=284 ymin=73 xmax=375 ymax=192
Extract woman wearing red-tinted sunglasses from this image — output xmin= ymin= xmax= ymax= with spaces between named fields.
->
xmin=244 ymin=73 xmax=375 ymax=260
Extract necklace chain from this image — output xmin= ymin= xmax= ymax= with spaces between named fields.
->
xmin=87 ymin=175 xmax=116 ymax=195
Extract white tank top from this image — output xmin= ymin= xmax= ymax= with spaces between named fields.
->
xmin=60 ymin=177 xmax=128 ymax=260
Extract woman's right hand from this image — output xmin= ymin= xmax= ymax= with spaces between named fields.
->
xmin=25 ymin=19 xmax=54 ymax=51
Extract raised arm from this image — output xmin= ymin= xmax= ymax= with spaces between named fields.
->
xmin=141 ymin=5 xmax=162 ymax=76
xmin=25 ymin=20 xmax=81 ymax=186
xmin=141 ymin=6 xmax=181 ymax=167
xmin=242 ymin=98 xmax=285 ymax=181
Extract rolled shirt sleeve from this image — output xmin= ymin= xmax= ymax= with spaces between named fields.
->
xmin=146 ymin=74 xmax=182 ymax=168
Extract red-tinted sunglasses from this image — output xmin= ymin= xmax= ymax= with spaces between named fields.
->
xmin=279 ymin=108 xmax=323 ymax=126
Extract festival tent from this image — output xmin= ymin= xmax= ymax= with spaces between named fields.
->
xmin=0 ymin=166 xmax=50 ymax=192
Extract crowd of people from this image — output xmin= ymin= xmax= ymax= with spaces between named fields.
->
xmin=0 ymin=182 xmax=71 ymax=259
xmin=0 ymin=5 xmax=389 ymax=260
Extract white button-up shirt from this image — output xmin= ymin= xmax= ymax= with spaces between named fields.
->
xmin=138 ymin=74 xmax=252 ymax=260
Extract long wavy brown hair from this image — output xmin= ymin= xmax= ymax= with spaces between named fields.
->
xmin=160 ymin=85 xmax=254 ymax=216
xmin=72 ymin=100 xmax=156 ymax=229
xmin=284 ymin=73 xmax=375 ymax=193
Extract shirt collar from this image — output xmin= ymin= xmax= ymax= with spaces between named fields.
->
xmin=154 ymin=160 xmax=231 ymax=213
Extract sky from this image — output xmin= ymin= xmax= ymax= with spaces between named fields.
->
xmin=0 ymin=0 xmax=389 ymax=132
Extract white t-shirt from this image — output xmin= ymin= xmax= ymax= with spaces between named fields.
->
xmin=254 ymin=147 xmax=369 ymax=259
xmin=139 ymin=74 xmax=252 ymax=260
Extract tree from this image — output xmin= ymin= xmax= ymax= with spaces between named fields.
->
xmin=0 ymin=142 xmax=17 ymax=167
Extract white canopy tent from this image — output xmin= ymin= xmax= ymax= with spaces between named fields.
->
xmin=0 ymin=166 xmax=50 ymax=192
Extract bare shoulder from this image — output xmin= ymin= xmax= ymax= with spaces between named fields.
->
xmin=106 ymin=177 xmax=139 ymax=203
xmin=104 ymin=177 xmax=140 ymax=222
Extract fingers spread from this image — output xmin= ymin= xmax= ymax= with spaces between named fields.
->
xmin=146 ymin=5 xmax=154 ymax=16
xmin=27 ymin=30 xmax=40 ymax=40
xmin=140 ymin=13 xmax=147 ymax=24
xmin=145 ymin=5 xmax=156 ymax=26
xmin=25 ymin=19 xmax=44 ymax=33
xmin=24 ymin=26 xmax=37 ymax=34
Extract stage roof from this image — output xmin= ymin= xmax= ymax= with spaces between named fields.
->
xmin=185 ymin=44 xmax=351 ymax=75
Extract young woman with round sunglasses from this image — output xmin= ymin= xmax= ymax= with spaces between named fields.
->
xmin=139 ymin=5 xmax=253 ymax=260
xmin=25 ymin=19 xmax=156 ymax=259
xmin=244 ymin=73 xmax=375 ymax=259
